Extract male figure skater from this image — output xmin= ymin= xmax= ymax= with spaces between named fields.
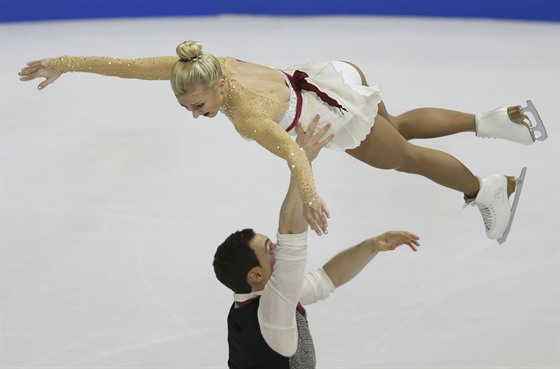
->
xmin=213 ymin=116 xmax=420 ymax=368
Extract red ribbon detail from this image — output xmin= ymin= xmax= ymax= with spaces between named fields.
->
xmin=291 ymin=70 xmax=347 ymax=113
xmin=283 ymin=70 xmax=347 ymax=132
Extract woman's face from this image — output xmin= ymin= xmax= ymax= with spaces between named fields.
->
xmin=176 ymin=80 xmax=225 ymax=119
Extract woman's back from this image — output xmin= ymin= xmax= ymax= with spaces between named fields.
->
xmin=220 ymin=58 xmax=291 ymax=105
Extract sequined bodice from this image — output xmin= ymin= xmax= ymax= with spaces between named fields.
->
xmin=279 ymin=72 xmax=298 ymax=132
xmin=216 ymin=57 xmax=317 ymax=203
xmin=218 ymin=67 xmax=297 ymax=132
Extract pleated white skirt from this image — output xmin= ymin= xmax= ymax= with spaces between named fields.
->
xmin=284 ymin=60 xmax=382 ymax=151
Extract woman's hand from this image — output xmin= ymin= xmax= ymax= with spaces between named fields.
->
xmin=18 ymin=59 xmax=60 ymax=90
xmin=296 ymin=115 xmax=333 ymax=236
xmin=304 ymin=197 xmax=330 ymax=236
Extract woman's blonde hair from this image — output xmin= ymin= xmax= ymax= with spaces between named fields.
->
xmin=171 ymin=41 xmax=223 ymax=96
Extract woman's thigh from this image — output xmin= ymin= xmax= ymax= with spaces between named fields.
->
xmin=346 ymin=114 xmax=412 ymax=170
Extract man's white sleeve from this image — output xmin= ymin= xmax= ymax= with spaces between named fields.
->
xmin=258 ymin=231 xmax=307 ymax=357
xmin=299 ymin=268 xmax=336 ymax=306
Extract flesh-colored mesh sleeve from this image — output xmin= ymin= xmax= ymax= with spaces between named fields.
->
xmin=233 ymin=113 xmax=318 ymax=205
xmin=46 ymin=56 xmax=179 ymax=80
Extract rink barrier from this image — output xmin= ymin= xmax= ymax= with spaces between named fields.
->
xmin=1 ymin=0 xmax=559 ymax=23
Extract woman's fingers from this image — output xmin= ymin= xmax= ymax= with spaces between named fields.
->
xmin=304 ymin=207 xmax=322 ymax=236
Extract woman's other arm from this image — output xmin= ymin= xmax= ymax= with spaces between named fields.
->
xmin=19 ymin=56 xmax=178 ymax=89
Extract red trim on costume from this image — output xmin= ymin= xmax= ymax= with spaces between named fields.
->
xmin=236 ymin=296 xmax=305 ymax=315
xmin=283 ymin=70 xmax=347 ymax=132
xmin=235 ymin=296 xmax=261 ymax=308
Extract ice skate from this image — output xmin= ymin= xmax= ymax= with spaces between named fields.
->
xmin=497 ymin=167 xmax=527 ymax=244
xmin=464 ymin=167 xmax=527 ymax=243
xmin=475 ymin=100 xmax=548 ymax=145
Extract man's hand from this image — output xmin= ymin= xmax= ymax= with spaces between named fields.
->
xmin=295 ymin=114 xmax=334 ymax=162
xmin=370 ymin=231 xmax=420 ymax=252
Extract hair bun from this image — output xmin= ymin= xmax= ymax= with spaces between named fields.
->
xmin=176 ymin=40 xmax=203 ymax=61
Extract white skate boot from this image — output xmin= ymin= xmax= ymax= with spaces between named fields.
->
xmin=464 ymin=167 xmax=527 ymax=243
xmin=475 ymin=100 xmax=548 ymax=145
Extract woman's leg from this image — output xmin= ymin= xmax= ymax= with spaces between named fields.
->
xmin=345 ymin=61 xmax=539 ymax=144
xmin=346 ymin=112 xmax=521 ymax=240
xmin=378 ymin=102 xmax=476 ymax=140
xmin=381 ymin=102 xmax=538 ymax=144
xmin=340 ymin=62 xmax=477 ymax=141
xmin=346 ymin=114 xmax=480 ymax=197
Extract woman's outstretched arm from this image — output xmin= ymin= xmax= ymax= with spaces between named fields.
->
xmin=19 ymin=56 xmax=178 ymax=89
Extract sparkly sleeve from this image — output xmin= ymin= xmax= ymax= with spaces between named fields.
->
xmin=46 ymin=55 xmax=179 ymax=80
xmin=234 ymin=115 xmax=318 ymax=205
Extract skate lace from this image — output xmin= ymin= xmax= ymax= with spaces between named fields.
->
xmin=464 ymin=200 xmax=495 ymax=231
xmin=478 ymin=205 xmax=495 ymax=231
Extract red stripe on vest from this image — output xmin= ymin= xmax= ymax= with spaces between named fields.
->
xmin=236 ymin=296 xmax=305 ymax=315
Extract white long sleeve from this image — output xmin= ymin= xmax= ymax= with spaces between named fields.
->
xmin=257 ymin=231 xmax=307 ymax=357
xmin=233 ymin=231 xmax=335 ymax=357
xmin=299 ymin=267 xmax=336 ymax=306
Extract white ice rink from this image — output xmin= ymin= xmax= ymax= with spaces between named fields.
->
xmin=1 ymin=15 xmax=559 ymax=368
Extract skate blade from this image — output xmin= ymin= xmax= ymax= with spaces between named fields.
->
xmin=522 ymin=100 xmax=548 ymax=142
xmin=497 ymin=167 xmax=527 ymax=244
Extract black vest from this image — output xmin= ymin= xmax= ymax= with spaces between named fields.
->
xmin=227 ymin=298 xmax=316 ymax=369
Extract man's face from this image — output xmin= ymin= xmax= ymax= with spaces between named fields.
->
xmin=248 ymin=233 xmax=277 ymax=282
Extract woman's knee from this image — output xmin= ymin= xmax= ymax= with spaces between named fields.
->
xmin=393 ymin=143 xmax=423 ymax=173
xmin=390 ymin=113 xmax=419 ymax=141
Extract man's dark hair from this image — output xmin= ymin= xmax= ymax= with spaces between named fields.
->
xmin=213 ymin=228 xmax=260 ymax=294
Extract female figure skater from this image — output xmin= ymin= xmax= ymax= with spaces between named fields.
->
xmin=18 ymin=40 xmax=548 ymax=241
